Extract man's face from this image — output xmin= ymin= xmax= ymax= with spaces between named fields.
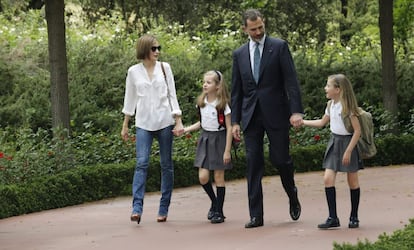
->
xmin=243 ymin=17 xmax=265 ymax=42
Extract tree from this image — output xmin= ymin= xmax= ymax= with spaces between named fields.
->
xmin=379 ymin=0 xmax=398 ymax=132
xmin=45 ymin=0 xmax=71 ymax=135
xmin=394 ymin=0 xmax=414 ymax=59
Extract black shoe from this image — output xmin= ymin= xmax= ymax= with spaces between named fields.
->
xmin=318 ymin=217 xmax=340 ymax=229
xmin=211 ymin=212 xmax=225 ymax=224
xmin=245 ymin=217 xmax=263 ymax=228
xmin=348 ymin=217 xmax=359 ymax=228
xmin=290 ymin=202 xmax=301 ymax=221
xmin=289 ymin=188 xmax=301 ymax=221
xmin=207 ymin=208 xmax=215 ymax=220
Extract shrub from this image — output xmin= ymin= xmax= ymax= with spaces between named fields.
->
xmin=333 ymin=219 xmax=414 ymax=250
xmin=1 ymin=133 xmax=413 ymax=219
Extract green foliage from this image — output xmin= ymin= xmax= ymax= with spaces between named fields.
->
xmin=0 ymin=162 xmax=132 ymax=218
xmin=1 ymin=133 xmax=413 ymax=218
xmin=0 ymin=126 xmax=136 ymax=184
xmin=333 ymin=219 xmax=414 ymax=250
xmin=1 ymin=7 xmax=414 ymax=134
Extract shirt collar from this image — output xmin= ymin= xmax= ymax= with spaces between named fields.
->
xmin=204 ymin=96 xmax=219 ymax=106
xmin=249 ymin=35 xmax=266 ymax=48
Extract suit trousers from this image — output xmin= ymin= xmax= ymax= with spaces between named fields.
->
xmin=243 ymin=104 xmax=297 ymax=218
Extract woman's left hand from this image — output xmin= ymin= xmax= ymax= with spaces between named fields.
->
xmin=172 ymin=123 xmax=184 ymax=136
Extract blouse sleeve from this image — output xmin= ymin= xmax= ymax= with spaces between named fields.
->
xmin=121 ymin=67 xmax=138 ymax=116
xmin=163 ymin=62 xmax=182 ymax=117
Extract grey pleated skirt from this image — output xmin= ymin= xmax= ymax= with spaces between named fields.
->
xmin=194 ymin=129 xmax=233 ymax=170
xmin=322 ymin=133 xmax=363 ymax=172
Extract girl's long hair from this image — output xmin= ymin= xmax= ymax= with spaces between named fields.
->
xmin=329 ymin=74 xmax=360 ymax=116
xmin=196 ymin=70 xmax=230 ymax=110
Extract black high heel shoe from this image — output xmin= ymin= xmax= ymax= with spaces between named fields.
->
xmin=130 ymin=214 xmax=141 ymax=224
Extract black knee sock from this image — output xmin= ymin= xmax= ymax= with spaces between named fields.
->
xmin=202 ymin=181 xmax=216 ymax=210
xmin=350 ymin=188 xmax=360 ymax=218
xmin=216 ymin=186 xmax=225 ymax=215
xmin=325 ymin=187 xmax=337 ymax=219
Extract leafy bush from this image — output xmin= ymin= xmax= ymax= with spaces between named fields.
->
xmin=333 ymin=219 xmax=414 ymax=250
xmin=1 ymin=133 xmax=413 ymax=219
xmin=1 ymin=9 xmax=413 ymax=133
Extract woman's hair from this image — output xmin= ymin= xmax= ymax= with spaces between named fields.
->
xmin=196 ymin=70 xmax=230 ymax=110
xmin=329 ymin=74 xmax=360 ymax=116
xmin=136 ymin=34 xmax=157 ymax=60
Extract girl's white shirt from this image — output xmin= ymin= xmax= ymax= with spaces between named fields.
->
xmin=325 ymin=101 xmax=352 ymax=135
xmin=200 ymin=97 xmax=231 ymax=132
xmin=122 ymin=61 xmax=182 ymax=131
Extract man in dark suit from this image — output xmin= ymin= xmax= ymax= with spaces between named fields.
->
xmin=231 ymin=9 xmax=304 ymax=228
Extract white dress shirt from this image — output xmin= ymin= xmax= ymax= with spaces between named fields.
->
xmin=249 ymin=35 xmax=265 ymax=74
xmin=122 ymin=61 xmax=182 ymax=131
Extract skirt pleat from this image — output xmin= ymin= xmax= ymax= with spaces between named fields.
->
xmin=194 ymin=130 xmax=233 ymax=170
xmin=322 ymin=133 xmax=363 ymax=172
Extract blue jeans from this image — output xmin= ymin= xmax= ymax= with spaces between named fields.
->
xmin=132 ymin=125 xmax=174 ymax=217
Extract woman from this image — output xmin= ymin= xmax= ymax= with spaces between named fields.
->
xmin=121 ymin=34 xmax=183 ymax=224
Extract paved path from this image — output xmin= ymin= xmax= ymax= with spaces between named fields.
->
xmin=1 ymin=165 xmax=413 ymax=250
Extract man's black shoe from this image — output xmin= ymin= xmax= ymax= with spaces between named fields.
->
xmin=317 ymin=217 xmax=340 ymax=229
xmin=289 ymin=188 xmax=301 ymax=221
xmin=245 ymin=217 xmax=264 ymax=228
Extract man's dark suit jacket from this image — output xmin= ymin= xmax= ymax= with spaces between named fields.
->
xmin=231 ymin=36 xmax=303 ymax=131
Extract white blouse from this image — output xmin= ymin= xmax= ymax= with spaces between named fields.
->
xmin=326 ymin=101 xmax=352 ymax=135
xmin=122 ymin=61 xmax=182 ymax=131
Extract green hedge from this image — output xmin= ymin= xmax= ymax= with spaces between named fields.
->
xmin=0 ymin=134 xmax=413 ymax=219
xmin=333 ymin=219 xmax=414 ymax=250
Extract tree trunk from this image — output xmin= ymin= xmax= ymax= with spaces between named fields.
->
xmin=45 ymin=0 xmax=71 ymax=136
xmin=340 ymin=0 xmax=351 ymax=44
xmin=379 ymin=0 xmax=398 ymax=133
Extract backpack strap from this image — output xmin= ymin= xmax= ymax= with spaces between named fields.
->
xmin=216 ymin=107 xmax=226 ymax=129
xmin=197 ymin=105 xmax=202 ymax=129
xmin=326 ymin=100 xmax=332 ymax=115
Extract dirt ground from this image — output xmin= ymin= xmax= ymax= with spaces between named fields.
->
xmin=1 ymin=165 xmax=413 ymax=250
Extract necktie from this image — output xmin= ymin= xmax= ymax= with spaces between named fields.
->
xmin=253 ymin=42 xmax=260 ymax=83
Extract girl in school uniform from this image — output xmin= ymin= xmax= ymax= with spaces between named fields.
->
xmin=302 ymin=74 xmax=363 ymax=229
xmin=182 ymin=70 xmax=233 ymax=224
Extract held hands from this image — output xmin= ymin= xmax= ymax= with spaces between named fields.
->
xmin=172 ymin=116 xmax=185 ymax=136
xmin=172 ymin=126 xmax=185 ymax=136
xmin=290 ymin=113 xmax=304 ymax=128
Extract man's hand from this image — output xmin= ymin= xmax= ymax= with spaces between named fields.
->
xmin=290 ymin=113 xmax=303 ymax=128
xmin=232 ymin=124 xmax=241 ymax=141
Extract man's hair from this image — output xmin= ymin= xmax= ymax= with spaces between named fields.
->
xmin=242 ymin=9 xmax=263 ymax=26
